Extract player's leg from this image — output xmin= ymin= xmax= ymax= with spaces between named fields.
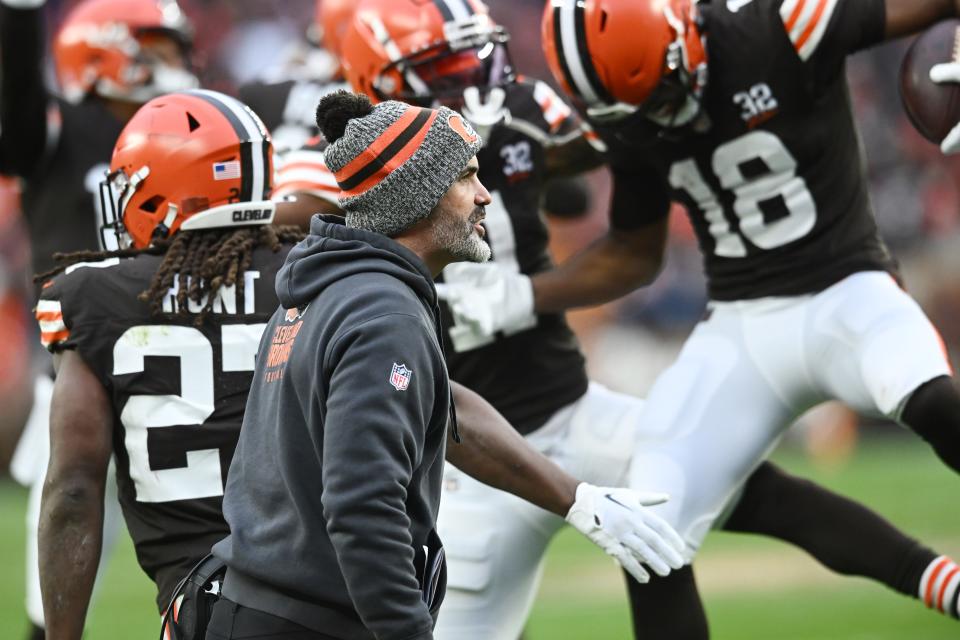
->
xmin=901 ymin=375 xmax=960 ymax=473
xmin=624 ymin=567 xmax=708 ymax=639
xmin=434 ymin=456 xmax=564 ymax=640
xmin=627 ymin=306 xmax=802 ymax=556
xmin=624 ymin=306 xmax=804 ymax=640
xmin=723 ymin=461 xmax=944 ymax=606
xmin=809 ymin=271 xmax=960 ymax=618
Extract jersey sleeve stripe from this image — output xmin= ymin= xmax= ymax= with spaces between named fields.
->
xmin=277 ymin=164 xmax=338 ymax=185
xmin=780 ymin=0 xmax=838 ymax=61
xmin=533 ymin=81 xmax=573 ymax=133
xmin=38 ymin=318 xmax=67 ymax=333
xmin=36 ymin=299 xmax=62 ymax=313
xmin=272 ymin=180 xmax=341 ymax=201
xmin=35 ymin=310 xmax=63 ymax=322
xmin=40 ymin=329 xmax=70 ymax=348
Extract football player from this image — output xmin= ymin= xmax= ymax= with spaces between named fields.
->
xmin=0 ymin=1 xmax=198 ymax=637
xmin=34 ymin=89 xmax=304 ymax=639
xmin=430 ymin=0 xmax=960 ymax=635
xmin=320 ymin=1 xmax=960 ymax=638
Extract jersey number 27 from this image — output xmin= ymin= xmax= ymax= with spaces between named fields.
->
xmin=114 ymin=323 xmax=264 ymax=503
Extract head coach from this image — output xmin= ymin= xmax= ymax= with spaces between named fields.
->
xmin=206 ymin=91 xmax=684 ymax=640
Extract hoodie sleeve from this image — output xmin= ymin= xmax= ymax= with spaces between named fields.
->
xmin=321 ymin=311 xmax=442 ymax=640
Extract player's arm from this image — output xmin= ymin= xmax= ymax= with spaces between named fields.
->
xmin=441 ymin=164 xmax=667 ymax=333
xmin=271 ymin=145 xmax=344 ymax=229
xmin=446 ymin=381 xmax=578 ymax=516
xmin=884 ymin=0 xmax=960 ymax=39
xmin=531 ymin=165 xmax=670 ymax=313
xmin=0 ymin=0 xmax=51 ymax=176
xmin=39 ymin=350 xmax=113 ymax=640
xmin=447 ymin=381 xmax=685 ymax=583
xmin=544 ymin=133 xmax=606 ymax=178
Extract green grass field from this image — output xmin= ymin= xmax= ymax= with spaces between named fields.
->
xmin=1 ymin=437 xmax=958 ymax=639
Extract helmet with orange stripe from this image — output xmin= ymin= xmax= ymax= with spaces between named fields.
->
xmin=339 ymin=0 xmax=515 ymax=126
xmin=541 ymin=0 xmax=707 ymax=129
xmin=100 ymin=90 xmax=274 ymax=249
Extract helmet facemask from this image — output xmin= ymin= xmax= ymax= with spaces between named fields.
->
xmin=368 ymin=13 xmax=516 ymax=114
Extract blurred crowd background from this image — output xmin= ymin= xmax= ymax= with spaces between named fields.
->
xmin=3 ymin=0 xmax=960 ymax=466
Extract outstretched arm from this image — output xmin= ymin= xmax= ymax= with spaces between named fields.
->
xmin=39 ymin=351 xmax=113 ymax=640
xmin=445 ymin=381 xmax=578 ymax=516
xmin=447 ymin=381 xmax=685 ymax=583
xmin=531 ymin=220 xmax=668 ymax=313
xmin=884 ymin=0 xmax=960 ymax=39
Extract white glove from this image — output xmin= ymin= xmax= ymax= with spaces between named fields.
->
xmin=0 ymin=0 xmax=45 ymax=8
xmin=929 ymin=63 xmax=960 ymax=154
xmin=565 ymin=483 xmax=686 ymax=583
xmin=437 ymin=262 xmax=536 ymax=339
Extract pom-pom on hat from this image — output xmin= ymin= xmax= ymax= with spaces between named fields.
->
xmin=317 ymin=90 xmax=482 ymax=237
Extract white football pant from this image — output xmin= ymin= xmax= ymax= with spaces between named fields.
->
xmin=630 ymin=271 xmax=952 ymax=555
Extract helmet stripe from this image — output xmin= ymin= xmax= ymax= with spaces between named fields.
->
xmin=188 ymin=89 xmax=270 ymax=201
xmin=433 ymin=0 xmax=474 ymax=22
xmin=554 ymin=0 xmax=612 ymax=104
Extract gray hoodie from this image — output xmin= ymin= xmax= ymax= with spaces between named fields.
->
xmin=214 ymin=216 xmax=453 ymax=640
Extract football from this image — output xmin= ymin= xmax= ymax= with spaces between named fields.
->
xmin=900 ymin=19 xmax=960 ymax=144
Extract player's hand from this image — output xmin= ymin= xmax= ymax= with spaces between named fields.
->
xmin=436 ymin=262 xmax=535 ymax=338
xmin=0 ymin=0 xmax=46 ymax=8
xmin=929 ymin=63 xmax=960 ymax=154
xmin=565 ymin=483 xmax=686 ymax=583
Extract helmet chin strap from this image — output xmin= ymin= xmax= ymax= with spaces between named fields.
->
xmin=460 ymin=86 xmax=508 ymax=147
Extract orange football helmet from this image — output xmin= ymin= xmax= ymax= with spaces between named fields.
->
xmin=316 ymin=0 xmax=355 ymax=59
xmin=53 ymin=0 xmax=197 ymax=104
xmin=542 ymin=0 xmax=707 ymax=127
xmin=101 ymin=90 xmax=275 ymax=249
xmin=340 ymin=0 xmax=515 ymax=108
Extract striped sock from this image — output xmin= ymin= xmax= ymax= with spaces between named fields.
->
xmin=919 ymin=555 xmax=960 ymax=618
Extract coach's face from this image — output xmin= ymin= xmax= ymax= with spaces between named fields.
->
xmin=429 ymin=156 xmax=492 ymax=264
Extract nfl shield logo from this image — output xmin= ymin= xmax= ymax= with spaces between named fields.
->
xmin=389 ymin=363 xmax=412 ymax=391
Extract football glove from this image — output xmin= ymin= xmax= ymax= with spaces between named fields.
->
xmin=436 ymin=262 xmax=536 ymax=340
xmin=929 ymin=63 xmax=960 ymax=154
xmin=565 ymin=483 xmax=686 ymax=583
xmin=0 ymin=0 xmax=45 ymax=7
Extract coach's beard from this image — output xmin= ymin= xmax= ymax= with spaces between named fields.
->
xmin=435 ymin=205 xmax=491 ymax=263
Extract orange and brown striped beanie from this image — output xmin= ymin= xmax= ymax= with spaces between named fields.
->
xmin=316 ymin=90 xmax=482 ymax=238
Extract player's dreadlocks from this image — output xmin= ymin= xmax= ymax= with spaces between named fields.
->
xmin=35 ymin=225 xmax=305 ymax=325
